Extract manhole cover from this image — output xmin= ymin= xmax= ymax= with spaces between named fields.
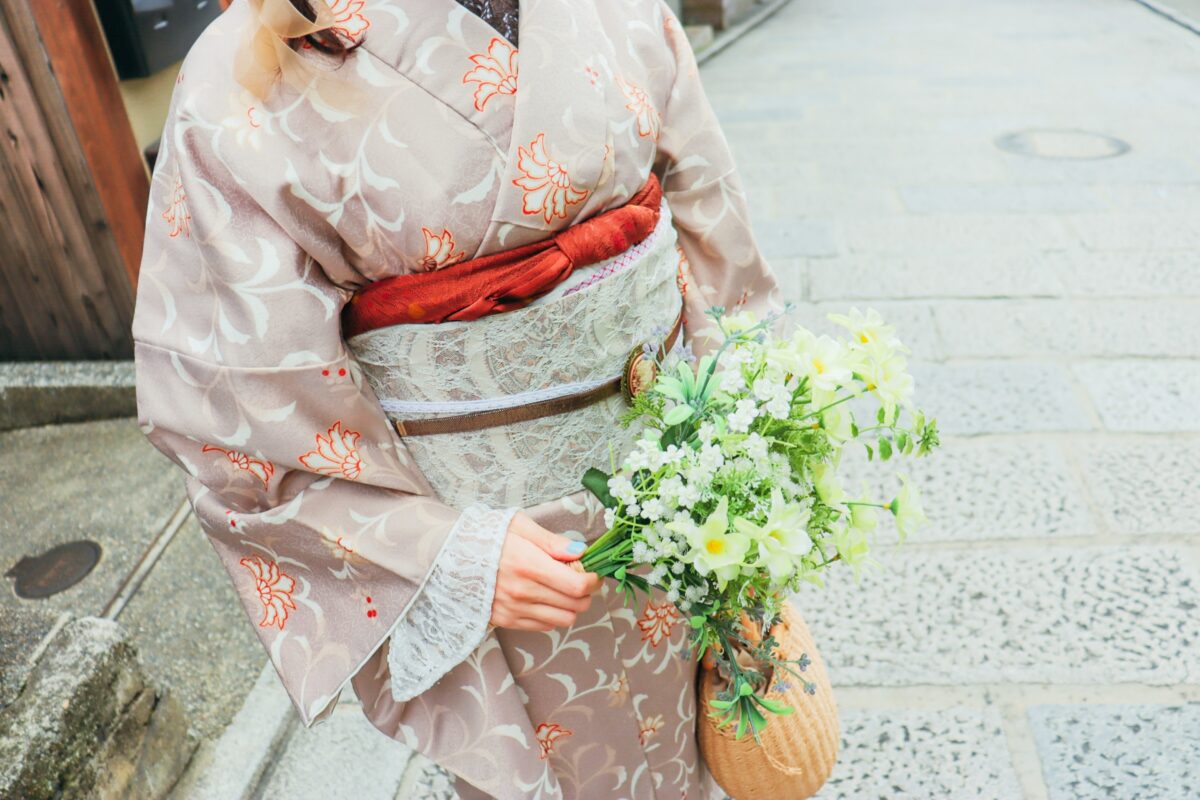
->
xmin=5 ymin=540 xmax=101 ymax=599
xmin=994 ymin=129 xmax=1130 ymax=160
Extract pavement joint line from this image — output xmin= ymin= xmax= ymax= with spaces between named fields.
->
xmin=1130 ymin=0 xmax=1200 ymax=36
xmin=873 ymin=533 xmax=1200 ymax=553
xmin=101 ymin=496 xmax=193 ymax=621
xmin=24 ymin=611 xmax=73 ymax=669
xmin=999 ymin=699 xmax=1052 ymax=800
xmin=695 ymin=0 xmax=795 ymax=66
xmin=832 ymin=684 xmax=1200 ymax=709
xmin=1055 ymin=431 xmax=1116 ymax=539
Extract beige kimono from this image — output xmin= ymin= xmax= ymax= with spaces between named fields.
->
xmin=132 ymin=1 xmax=783 ymax=797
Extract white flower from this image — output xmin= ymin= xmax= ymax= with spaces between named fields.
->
xmin=665 ymin=497 xmax=751 ymax=590
xmin=821 ymin=403 xmax=855 ymax=442
xmin=890 ymin=473 xmax=928 ymax=542
xmin=720 ymin=310 xmax=759 ymax=335
xmin=795 ymin=333 xmax=854 ymax=393
xmin=860 ymin=354 xmax=915 ymax=418
xmin=642 ymin=498 xmax=665 ymax=521
xmin=728 ymin=397 xmax=759 ymax=433
xmin=828 ymin=307 xmax=910 ymax=358
xmin=812 ymin=463 xmax=846 ymax=507
xmin=603 ymin=507 xmax=616 ymax=528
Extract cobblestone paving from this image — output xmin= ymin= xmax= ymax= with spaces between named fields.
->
xmin=215 ymin=1 xmax=1200 ymax=797
xmin=718 ymin=0 xmax=1200 ymax=797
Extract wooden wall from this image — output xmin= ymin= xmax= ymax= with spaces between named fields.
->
xmin=0 ymin=0 xmax=147 ymax=360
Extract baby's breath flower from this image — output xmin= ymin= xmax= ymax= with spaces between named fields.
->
xmin=603 ymin=507 xmax=616 ymax=528
xmin=728 ymin=397 xmax=759 ymax=433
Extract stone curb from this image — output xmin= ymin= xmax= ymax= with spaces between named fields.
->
xmin=0 ymin=361 xmax=135 ymax=432
xmin=0 ymin=616 xmax=194 ymax=800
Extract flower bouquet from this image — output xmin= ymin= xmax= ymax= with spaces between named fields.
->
xmin=578 ymin=305 xmax=939 ymax=750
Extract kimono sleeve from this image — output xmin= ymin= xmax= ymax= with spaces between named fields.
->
xmin=132 ymin=109 xmax=518 ymax=727
xmin=654 ymin=2 xmax=788 ymax=357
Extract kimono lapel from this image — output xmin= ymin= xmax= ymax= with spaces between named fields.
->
xmin=488 ymin=0 xmax=611 ymax=233
xmin=361 ymin=0 xmax=518 ymax=155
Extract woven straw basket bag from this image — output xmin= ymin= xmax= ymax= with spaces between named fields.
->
xmin=698 ymin=603 xmax=840 ymax=799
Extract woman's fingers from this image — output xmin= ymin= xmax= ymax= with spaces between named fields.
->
xmin=509 ymin=510 xmax=589 ymax=563
xmin=502 ymin=575 xmax=592 ymax=613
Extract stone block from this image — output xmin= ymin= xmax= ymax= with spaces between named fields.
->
xmin=0 ymin=617 xmax=194 ymax=800
xmin=837 ymin=438 xmax=1091 ymax=543
xmin=933 ymin=299 xmax=1200 ymax=358
xmin=1029 ymin=704 xmax=1200 ymax=799
xmin=906 ymin=361 xmax=1093 ymax=435
xmin=0 ymin=361 xmax=135 ymax=432
xmin=807 ymin=253 xmax=1066 ymax=301
xmin=798 ymin=545 xmax=1200 ymax=687
xmin=1069 ymin=213 xmax=1200 ymax=251
xmin=814 ymin=708 xmax=1022 ymax=799
xmin=1073 ymin=360 xmax=1200 ymax=432
xmin=1077 ymin=438 xmax=1200 ymax=536
xmin=841 ymin=214 xmax=1073 ymax=256
xmin=899 ymin=184 xmax=1107 ymax=214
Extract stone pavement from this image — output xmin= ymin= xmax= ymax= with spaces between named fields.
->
xmin=716 ymin=0 xmax=1200 ymax=797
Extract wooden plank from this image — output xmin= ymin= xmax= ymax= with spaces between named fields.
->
xmin=0 ymin=0 xmax=136 ymax=359
xmin=31 ymin=0 xmax=148 ymax=289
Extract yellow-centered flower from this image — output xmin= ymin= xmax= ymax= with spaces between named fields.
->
xmin=668 ymin=497 xmax=750 ymax=589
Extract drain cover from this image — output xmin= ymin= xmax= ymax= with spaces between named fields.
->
xmin=5 ymin=540 xmax=101 ymax=599
xmin=995 ymin=129 xmax=1130 ymax=160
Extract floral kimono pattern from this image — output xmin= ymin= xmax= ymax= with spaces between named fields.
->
xmin=131 ymin=1 xmax=782 ymax=798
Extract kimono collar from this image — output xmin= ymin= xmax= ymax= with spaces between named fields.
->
xmin=233 ymin=0 xmax=368 ymax=111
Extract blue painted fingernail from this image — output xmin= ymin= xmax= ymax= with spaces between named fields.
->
xmin=566 ymin=541 xmax=586 ymax=555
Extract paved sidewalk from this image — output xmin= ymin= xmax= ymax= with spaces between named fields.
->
xmin=173 ymin=0 xmax=1200 ymax=797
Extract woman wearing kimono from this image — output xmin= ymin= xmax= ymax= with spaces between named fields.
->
xmin=133 ymin=1 xmax=784 ymax=797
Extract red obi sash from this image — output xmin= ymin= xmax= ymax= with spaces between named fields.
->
xmin=342 ymin=174 xmax=663 ymax=338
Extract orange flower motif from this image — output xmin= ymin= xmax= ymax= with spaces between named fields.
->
xmin=535 ymin=722 xmax=572 ymax=759
xmin=162 ymin=177 xmax=190 ymax=239
xmin=202 ymin=444 xmax=275 ymax=487
xmin=637 ymin=599 xmax=680 ymax=648
xmin=328 ymin=0 xmax=370 ymax=43
xmin=617 ymin=77 xmax=661 ymax=141
xmin=240 ymin=555 xmax=297 ymax=631
xmin=299 ymin=421 xmax=364 ymax=480
xmin=512 ymin=134 xmax=589 ymax=223
xmin=463 ymin=37 xmax=518 ymax=112
xmin=639 ymin=714 xmax=665 ymax=746
xmin=419 ymin=228 xmax=466 ymax=271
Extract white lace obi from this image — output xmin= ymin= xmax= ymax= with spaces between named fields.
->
xmin=347 ymin=201 xmax=682 ymax=510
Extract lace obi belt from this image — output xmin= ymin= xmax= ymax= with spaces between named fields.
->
xmin=346 ymin=202 xmax=683 ymax=509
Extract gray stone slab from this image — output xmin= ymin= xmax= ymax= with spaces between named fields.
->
xmin=0 ymin=419 xmax=184 ymax=618
xmin=1029 ymin=704 xmax=1200 ymax=800
xmin=838 ymin=438 xmax=1092 ymax=543
xmin=1057 ymin=251 xmax=1200 ymax=298
xmin=900 ymin=184 xmax=1107 ymax=214
xmin=259 ymin=704 xmax=414 ymax=799
xmin=1074 ymin=360 xmax=1200 ymax=432
xmin=807 ymin=253 xmax=1067 ymax=301
xmin=754 ymin=217 xmax=843 ymax=259
xmin=1069 ymin=213 xmax=1200 ymax=251
xmin=933 ymin=299 xmax=1200 ymax=358
xmin=797 ymin=545 xmax=1200 ymax=687
xmin=906 ymin=362 xmax=1093 ymax=436
xmin=0 ymin=361 xmax=135 ymax=432
xmin=813 ymin=708 xmax=1022 ymax=799
xmin=1077 ymin=437 xmax=1200 ymax=536
xmin=841 ymin=214 xmax=1073 ymax=255
xmin=118 ymin=514 xmax=264 ymax=740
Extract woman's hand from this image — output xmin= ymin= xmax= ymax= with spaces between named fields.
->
xmin=491 ymin=510 xmax=603 ymax=632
